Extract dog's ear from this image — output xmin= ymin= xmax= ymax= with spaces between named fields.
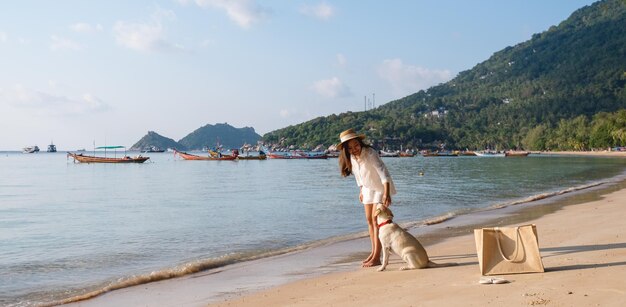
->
xmin=385 ymin=206 xmax=394 ymax=218
xmin=374 ymin=208 xmax=381 ymax=217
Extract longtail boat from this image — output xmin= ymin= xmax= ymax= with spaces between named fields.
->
xmin=173 ymin=149 xmax=238 ymax=161
xmin=267 ymin=151 xmax=327 ymax=159
xmin=505 ymin=151 xmax=530 ymax=157
xmin=67 ymin=146 xmax=149 ymax=163
xmin=237 ymin=151 xmax=267 ymax=160
xmin=475 ymin=150 xmax=505 ymax=157
xmin=421 ymin=151 xmax=459 ymax=157
xmin=379 ymin=150 xmax=400 ymax=157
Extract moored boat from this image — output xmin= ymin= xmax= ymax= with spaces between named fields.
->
xmin=173 ymin=149 xmax=238 ymax=161
xmin=296 ymin=152 xmax=328 ymax=159
xmin=47 ymin=142 xmax=57 ymax=152
xmin=267 ymin=151 xmax=328 ymax=159
xmin=144 ymin=146 xmax=165 ymax=153
xmin=460 ymin=151 xmax=476 ymax=156
xmin=505 ymin=151 xmax=530 ymax=157
xmin=67 ymin=153 xmax=149 ymax=163
xmin=22 ymin=146 xmax=40 ymax=153
xmin=67 ymin=146 xmax=150 ymax=163
xmin=422 ymin=150 xmax=458 ymax=157
xmin=475 ymin=150 xmax=505 ymax=157
xmin=237 ymin=151 xmax=267 ymax=160
xmin=326 ymin=151 xmax=340 ymax=158
xmin=379 ymin=150 xmax=400 ymax=157
xmin=267 ymin=152 xmax=292 ymax=159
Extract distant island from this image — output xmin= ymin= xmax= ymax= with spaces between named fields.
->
xmin=130 ymin=123 xmax=261 ymax=151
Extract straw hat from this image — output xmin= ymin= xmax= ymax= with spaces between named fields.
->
xmin=337 ymin=128 xmax=366 ymax=150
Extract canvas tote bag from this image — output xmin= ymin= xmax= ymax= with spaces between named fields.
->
xmin=474 ymin=224 xmax=545 ymax=275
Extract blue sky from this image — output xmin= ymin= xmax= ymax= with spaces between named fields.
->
xmin=0 ymin=0 xmax=597 ymax=150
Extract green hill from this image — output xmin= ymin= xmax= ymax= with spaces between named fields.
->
xmin=178 ymin=123 xmax=261 ymax=150
xmin=263 ymin=0 xmax=626 ymax=151
xmin=130 ymin=131 xmax=183 ymax=151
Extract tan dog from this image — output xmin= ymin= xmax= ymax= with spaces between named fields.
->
xmin=375 ymin=204 xmax=454 ymax=271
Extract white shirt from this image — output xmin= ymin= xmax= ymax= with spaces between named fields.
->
xmin=351 ymin=147 xmax=397 ymax=195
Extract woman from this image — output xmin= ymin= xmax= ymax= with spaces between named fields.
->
xmin=338 ymin=129 xmax=396 ymax=267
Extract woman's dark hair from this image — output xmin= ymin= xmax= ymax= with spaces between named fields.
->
xmin=338 ymin=138 xmax=370 ymax=177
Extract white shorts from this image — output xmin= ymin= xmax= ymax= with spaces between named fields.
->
xmin=361 ymin=187 xmax=383 ymax=205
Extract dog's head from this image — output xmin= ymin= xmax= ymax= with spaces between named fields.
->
xmin=374 ymin=203 xmax=394 ymax=221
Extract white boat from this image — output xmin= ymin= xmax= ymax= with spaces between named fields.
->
xmin=23 ymin=145 xmax=40 ymax=153
xmin=379 ymin=150 xmax=399 ymax=157
xmin=475 ymin=151 xmax=505 ymax=157
xmin=47 ymin=142 xmax=57 ymax=152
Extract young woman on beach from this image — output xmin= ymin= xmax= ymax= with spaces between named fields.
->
xmin=338 ymin=128 xmax=397 ymax=267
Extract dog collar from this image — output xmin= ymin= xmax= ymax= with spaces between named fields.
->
xmin=378 ymin=219 xmax=393 ymax=228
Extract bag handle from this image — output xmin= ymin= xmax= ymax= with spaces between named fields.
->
xmin=495 ymin=227 xmax=524 ymax=263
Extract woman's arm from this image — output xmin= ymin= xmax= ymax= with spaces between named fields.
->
xmin=382 ymin=181 xmax=391 ymax=207
xmin=370 ymin=149 xmax=393 ymax=188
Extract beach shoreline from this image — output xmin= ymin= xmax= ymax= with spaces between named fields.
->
xmin=205 ymin=178 xmax=626 ymax=307
xmin=62 ymin=170 xmax=626 ymax=307
xmin=539 ymin=150 xmax=626 ymax=157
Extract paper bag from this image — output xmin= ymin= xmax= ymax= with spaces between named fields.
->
xmin=474 ymin=224 xmax=544 ymax=275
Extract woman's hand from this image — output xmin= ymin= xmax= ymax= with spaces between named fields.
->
xmin=383 ymin=182 xmax=391 ymax=207
xmin=359 ymin=188 xmax=363 ymax=203
xmin=383 ymin=193 xmax=391 ymax=207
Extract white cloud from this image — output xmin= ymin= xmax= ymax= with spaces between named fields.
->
xmin=0 ymin=31 xmax=7 ymax=43
xmin=300 ymin=2 xmax=334 ymax=20
xmin=191 ymin=0 xmax=269 ymax=29
xmin=378 ymin=58 xmax=453 ymax=97
xmin=152 ymin=7 xmax=177 ymax=21
xmin=70 ymin=22 xmax=103 ymax=34
xmin=1 ymin=84 xmax=110 ymax=115
xmin=82 ymin=94 xmax=108 ymax=112
xmin=113 ymin=9 xmax=182 ymax=53
xmin=50 ymin=35 xmax=83 ymax=51
xmin=279 ymin=109 xmax=290 ymax=118
xmin=311 ymin=77 xmax=352 ymax=98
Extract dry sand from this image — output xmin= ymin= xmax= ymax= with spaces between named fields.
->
xmin=207 ymin=182 xmax=626 ymax=307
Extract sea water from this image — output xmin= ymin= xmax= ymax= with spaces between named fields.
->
xmin=1 ymin=152 xmax=625 ymax=306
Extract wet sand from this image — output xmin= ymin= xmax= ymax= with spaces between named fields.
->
xmin=65 ymin=173 xmax=626 ymax=307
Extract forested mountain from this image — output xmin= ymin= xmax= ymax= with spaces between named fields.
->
xmin=178 ymin=123 xmax=261 ymax=150
xmin=263 ymin=0 xmax=626 ymax=151
xmin=130 ymin=124 xmax=261 ymax=151
xmin=130 ymin=131 xmax=183 ymax=151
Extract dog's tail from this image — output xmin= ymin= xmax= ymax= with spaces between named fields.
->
xmin=427 ymin=260 xmax=458 ymax=268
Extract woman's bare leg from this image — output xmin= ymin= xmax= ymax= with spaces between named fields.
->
xmin=361 ymin=204 xmax=374 ymax=264
xmin=362 ymin=203 xmax=381 ymax=267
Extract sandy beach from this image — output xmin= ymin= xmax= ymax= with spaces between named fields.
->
xmin=205 ymin=180 xmax=626 ymax=307
xmin=64 ymin=166 xmax=626 ymax=307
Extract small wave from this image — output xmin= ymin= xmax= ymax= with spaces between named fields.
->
xmin=38 ymin=231 xmax=370 ymax=306
xmin=421 ymin=212 xmax=457 ymax=226
xmin=485 ymin=180 xmax=608 ymax=211
xmin=399 ymin=178 xmax=616 ymax=232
